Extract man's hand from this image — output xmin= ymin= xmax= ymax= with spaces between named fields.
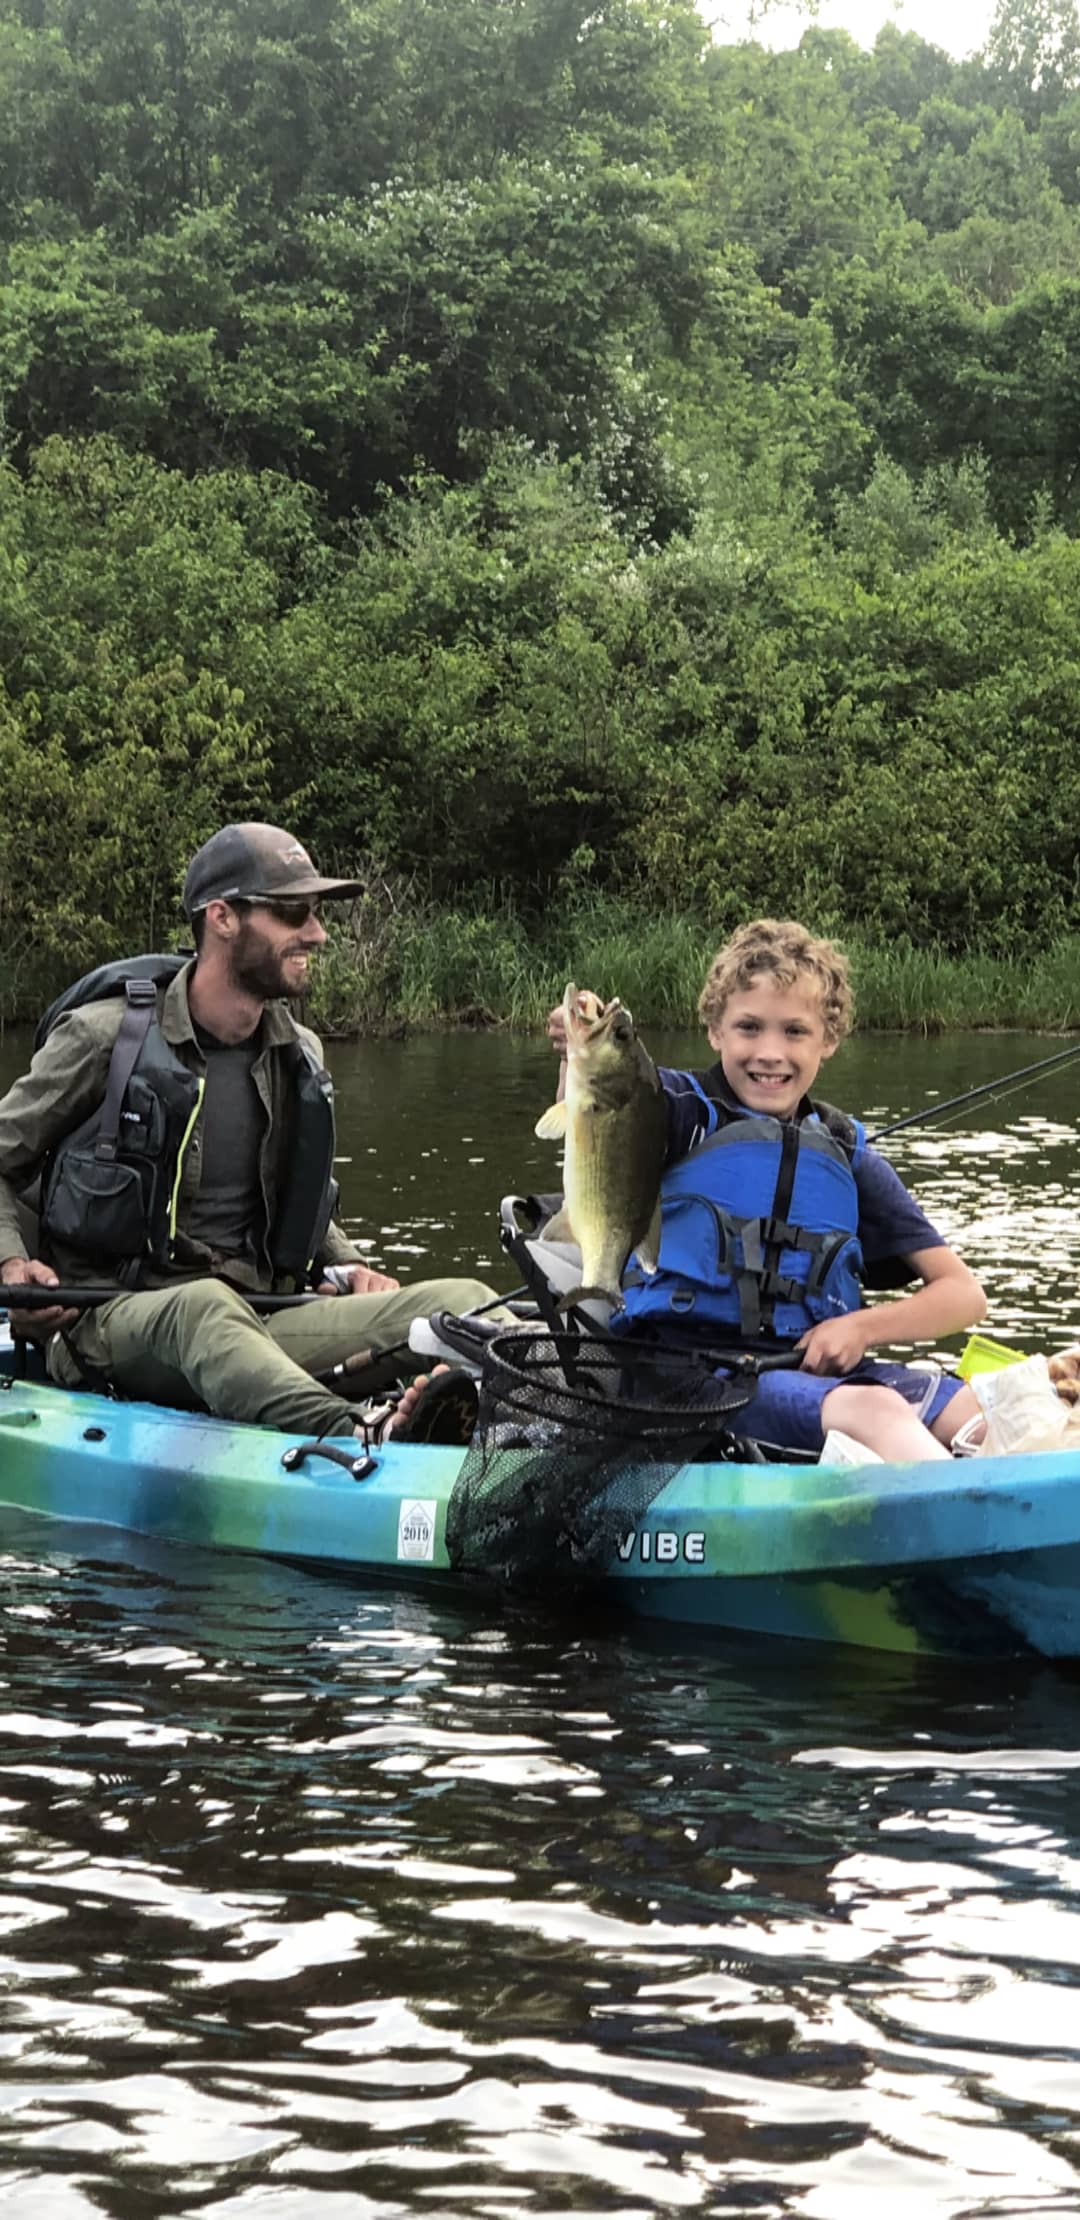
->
xmin=796 ymin=1313 xmax=873 ymax=1375
xmin=1049 ymin=1345 xmax=1080 ymax=1404
xmin=0 ymin=1256 xmax=81 ymax=1342
xmin=318 ymin=1262 xmax=401 ymax=1297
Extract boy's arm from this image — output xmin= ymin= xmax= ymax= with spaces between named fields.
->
xmin=798 ymin=1245 xmax=987 ymax=1375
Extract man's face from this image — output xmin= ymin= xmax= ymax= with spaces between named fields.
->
xmin=227 ymin=898 xmax=328 ymax=1001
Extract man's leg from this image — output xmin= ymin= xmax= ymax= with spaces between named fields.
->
xmin=52 ymin=1281 xmax=357 ymax=1436
xmin=267 ymin=1277 xmax=510 ymax=1389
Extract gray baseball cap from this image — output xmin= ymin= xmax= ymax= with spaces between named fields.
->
xmin=183 ymin=823 xmax=363 ymax=917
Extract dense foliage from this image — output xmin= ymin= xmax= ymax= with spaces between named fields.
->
xmin=2 ymin=0 xmax=1080 ymax=1014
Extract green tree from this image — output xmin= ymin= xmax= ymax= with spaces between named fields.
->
xmin=984 ymin=0 xmax=1080 ymax=118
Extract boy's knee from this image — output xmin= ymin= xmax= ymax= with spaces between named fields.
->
xmin=823 ymin=1383 xmax=909 ymax=1430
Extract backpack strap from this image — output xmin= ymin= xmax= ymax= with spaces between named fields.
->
xmin=93 ymin=979 xmax=159 ymax=1163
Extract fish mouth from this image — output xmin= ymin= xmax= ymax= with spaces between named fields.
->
xmin=564 ymin=983 xmax=606 ymax=1025
xmin=563 ymin=983 xmax=634 ymax=1049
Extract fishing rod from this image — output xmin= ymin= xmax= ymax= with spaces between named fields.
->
xmin=0 ymin=1279 xmax=527 ymax=1324
xmin=0 ymin=1282 xmax=323 ymax=1314
xmin=0 ymin=1278 xmax=530 ymax=1394
xmin=339 ymin=1281 xmax=530 ymax=1372
xmin=868 ymin=1037 xmax=1080 ymax=1143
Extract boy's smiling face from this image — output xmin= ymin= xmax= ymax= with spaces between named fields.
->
xmin=707 ymin=971 xmax=838 ymax=1121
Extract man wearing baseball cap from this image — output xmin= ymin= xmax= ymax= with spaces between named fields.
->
xmin=0 ymin=822 xmax=504 ymax=1442
xmin=181 ymin=822 xmax=367 ymax=916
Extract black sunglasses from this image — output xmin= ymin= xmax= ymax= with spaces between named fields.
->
xmin=231 ymin=895 xmax=323 ymax=927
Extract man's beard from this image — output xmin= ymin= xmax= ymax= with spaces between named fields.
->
xmin=227 ymin=918 xmax=307 ymax=1002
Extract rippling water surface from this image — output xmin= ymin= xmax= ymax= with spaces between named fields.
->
xmin=4 ymin=1024 xmax=1080 ymax=2217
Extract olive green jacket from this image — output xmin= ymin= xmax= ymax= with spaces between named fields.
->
xmin=0 ymin=963 xmax=362 ymax=1291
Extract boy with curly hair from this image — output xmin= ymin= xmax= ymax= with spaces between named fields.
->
xmin=553 ymin=919 xmax=987 ymax=1461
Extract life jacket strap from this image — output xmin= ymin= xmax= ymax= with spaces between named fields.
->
xmin=714 ymin=1213 xmax=765 ymax=1338
xmin=715 ymin=1212 xmax=857 ymax=1336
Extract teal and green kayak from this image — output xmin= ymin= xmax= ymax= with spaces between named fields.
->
xmin=2 ymin=1363 xmax=1080 ymax=1657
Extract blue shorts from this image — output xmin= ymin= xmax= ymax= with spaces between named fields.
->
xmin=736 ymin=1360 xmax=965 ymax=1454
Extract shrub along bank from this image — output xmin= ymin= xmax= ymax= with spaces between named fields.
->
xmin=302 ymin=891 xmax=1080 ymax=1038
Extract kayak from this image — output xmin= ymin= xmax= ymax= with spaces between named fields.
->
xmin=2 ymin=1360 xmax=1080 ymax=1658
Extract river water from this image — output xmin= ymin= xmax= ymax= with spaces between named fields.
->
xmin=4 ymin=1024 xmax=1080 ymax=2218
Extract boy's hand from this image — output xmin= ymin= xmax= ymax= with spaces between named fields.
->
xmin=1049 ymin=1345 xmax=1080 ymax=1404
xmin=547 ymin=988 xmax=605 ymax=1056
xmin=796 ymin=1313 xmax=872 ymax=1375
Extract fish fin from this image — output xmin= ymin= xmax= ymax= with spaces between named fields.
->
xmin=535 ymin=1102 xmax=568 ymax=1140
xmin=634 ymin=1200 xmax=663 ymax=1276
xmin=539 ymin=1205 xmax=574 ymax=1244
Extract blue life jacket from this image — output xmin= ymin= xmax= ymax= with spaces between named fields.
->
xmin=618 ymin=1073 xmax=866 ymax=1342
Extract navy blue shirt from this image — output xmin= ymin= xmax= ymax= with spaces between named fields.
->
xmin=659 ymin=1063 xmax=945 ymax=1283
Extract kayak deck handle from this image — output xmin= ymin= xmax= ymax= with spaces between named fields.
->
xmin=281 ymin=1440 xmax=377 ymax=1482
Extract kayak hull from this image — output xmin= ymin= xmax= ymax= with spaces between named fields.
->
xmin=3 ymin=1374 xmax=1080 ymax=1656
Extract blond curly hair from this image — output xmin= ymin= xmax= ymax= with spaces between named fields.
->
xmin=698 ymin=919 xmax=854 ymax=1046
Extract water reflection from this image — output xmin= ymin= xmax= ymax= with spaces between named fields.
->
xmin=3 ymin=1520 xmax=1080 ymax=2214
xmin=3 ymin=1028 xmax=1080 ymax=2214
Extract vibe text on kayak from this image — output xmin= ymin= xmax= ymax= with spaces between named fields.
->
xmin=616 ymin=1530 xmax=706 ymax=1563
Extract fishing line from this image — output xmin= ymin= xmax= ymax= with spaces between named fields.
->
xmin=868 ymin=1038 xmax=1080 ymax=1144
xmin=878 ymin=1069 xmax=1076 ymax=1143
xmin=929 ymin=1069 xmax=1080 ymax=1135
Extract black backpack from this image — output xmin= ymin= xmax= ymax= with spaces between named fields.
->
xmin=35 ymin=953 xmax=190 ymax=1052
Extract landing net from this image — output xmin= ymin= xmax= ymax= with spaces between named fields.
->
xmin=445 ymin=1328 xmax=753 ymax=1589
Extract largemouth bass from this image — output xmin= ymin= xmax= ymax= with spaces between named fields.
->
xmin=535 ymin=983 xmax=667 ymax=1306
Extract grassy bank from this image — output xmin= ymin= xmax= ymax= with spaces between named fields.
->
xmin=304 ymin=891 xmax=1080 ymax=1038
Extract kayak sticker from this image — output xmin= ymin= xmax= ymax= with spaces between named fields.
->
xmin=617 ymin=1529 xmax=706 ymax=1565
xmin=398 ymin=1499 xmax=438 ymax=1562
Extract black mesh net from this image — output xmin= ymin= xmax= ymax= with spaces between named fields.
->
xmin=445 ymin=1328 xmax=754 ymax=1589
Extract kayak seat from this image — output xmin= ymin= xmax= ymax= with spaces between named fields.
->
xmin=499 ymin=1194 xmax=614 ymax=1332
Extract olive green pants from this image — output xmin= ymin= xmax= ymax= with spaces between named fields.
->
xmin=47 ymin=1275 xmax=506 ymax=1437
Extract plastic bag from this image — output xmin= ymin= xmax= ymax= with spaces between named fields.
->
xmin=971 ymin=1354 xmax=1074 ymax=1458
